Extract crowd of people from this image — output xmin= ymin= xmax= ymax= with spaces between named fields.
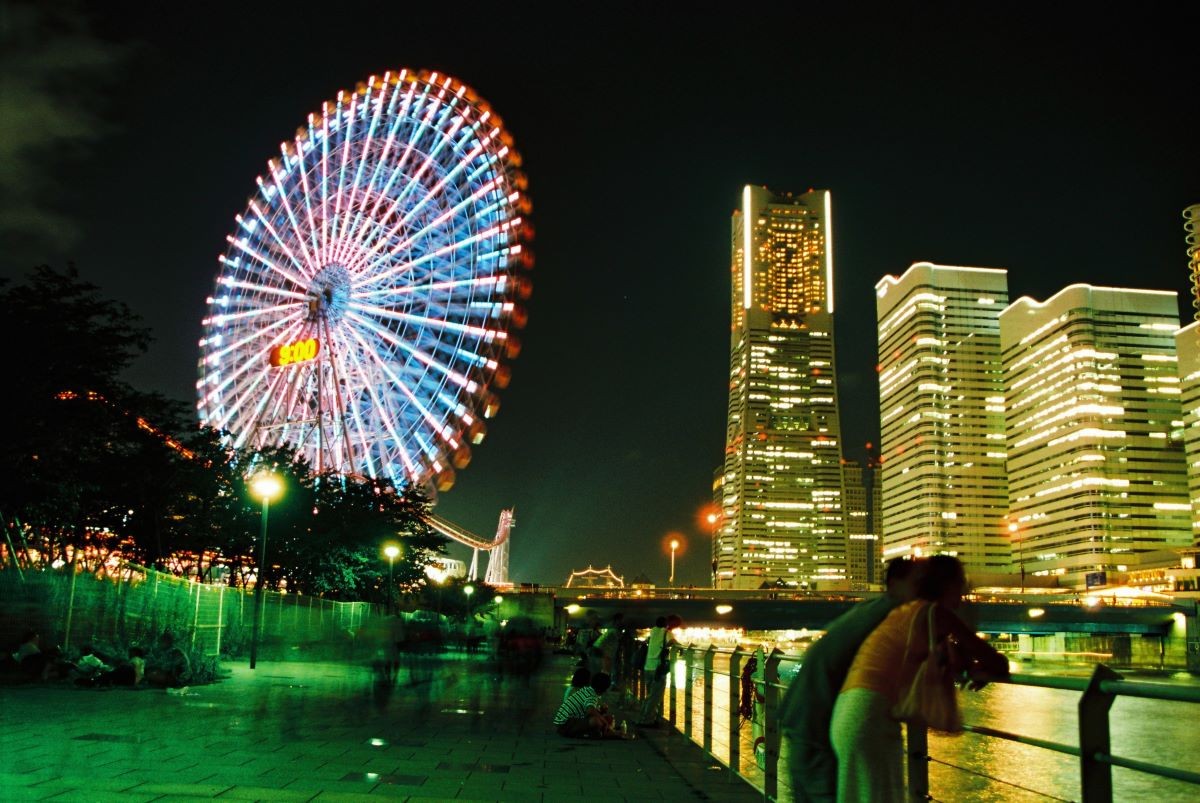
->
xmin=551 ymin=555 xmax=1007 ymax=803
xmin=2 ymin=629 xmax=192 ymax=689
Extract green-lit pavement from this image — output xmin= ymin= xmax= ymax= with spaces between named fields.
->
xmin=0 ymin=655 xmax=760 ymax=801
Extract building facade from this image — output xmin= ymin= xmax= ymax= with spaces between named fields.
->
xmin=842 ymin=458 xmax=878 ymax=587
xmin=875 ymin=263 xmax=1012 ymax=572
xmin=1000 ymin=285 xmax=1191 ymax=586
xmin=714 ymin=186 xmax=847 ymax=589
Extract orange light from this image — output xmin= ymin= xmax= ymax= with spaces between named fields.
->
xmin=270 ymin=337 xmax=320 ymax=367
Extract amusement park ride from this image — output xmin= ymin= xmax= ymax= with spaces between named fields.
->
xmin=195 ymin=70 xmax=531 ymax=584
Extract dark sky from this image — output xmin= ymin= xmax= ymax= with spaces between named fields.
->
xmin=5 ymin=3 xmax=1199 ymax=586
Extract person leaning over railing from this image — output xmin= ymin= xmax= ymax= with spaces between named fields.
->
xmin=830 ymin=555 xmax=1009 ymax=803
xmin=779 ymin=558 xmax=921 ymax=803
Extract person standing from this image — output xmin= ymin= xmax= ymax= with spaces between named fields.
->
xmin=779 ymin=558 xmax=920 ymax=802
xmin=830 ymin=555 xmax=1009 ymax=802
xmin=637 ymin=614 xmax=679 ymax=726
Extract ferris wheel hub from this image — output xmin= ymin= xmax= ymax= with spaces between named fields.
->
xmin=308 ymin=264 xmax=350 ymax=323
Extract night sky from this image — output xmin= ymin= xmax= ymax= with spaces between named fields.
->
xmin=5 ymin=3 xmax=1199 ymax=586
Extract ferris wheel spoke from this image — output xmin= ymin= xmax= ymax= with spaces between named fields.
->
xmin=321 ymin=327 xmax=381 ymax=479
xmin=207 ymin=317 xmax=309 ymax=415
xmin=319 ymin=104 xmax=333 ymax=265
xmin=263 ymin=167 xmax=319 ymax=276
xmin=332 ymin=78 xmax=387 ymax=267
xmin=225 ymin=235 xmax=310 ymax=291
xmin=330 ymin=90 xmax=360 ymax=251
xmin=243 ymin=201 xmax=312 ymax=279
xmin=342 ymin=327 xmax=424 ymax=478
xmin=347 ymin=79 xmax=448 ymax=261
xmin=295 ymin=129 xmax=324 ymax=263
xmin=352 ymin=218 xmax=514 ymax=291
xmin=351 ymin=273 xmax=502 ymax=300
xmin=202 ymin=309 xmax=305 ymax=364
xmin=353 ymin=170 xmax=500 ymax=281
xmin=344 ymin=310 xmax=476 ymax=392
xmin=219 ymin=279 xmax=310 ymax=302
xmin=203 ymin=300 xmax=304 ymax=327
xmin=353 ymin=120 xmax=496 ymax=273
xmin=346 ymin=323 xmax=462 ymax=454
xmin=359 ymin=78 xmax=422 ymax=230
xmin=347 ymin=300 xmax=506 ymax=341
xmin=337 ymin=75 xmax=414 ymax=260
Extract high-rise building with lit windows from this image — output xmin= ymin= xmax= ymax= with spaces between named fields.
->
xmin=714 ymin=185 xmax=847 ymax=590
xmin=875 ymin=263 xmax=1012 ymax=572
xmin=1178 ymin=204 xmax=1200 ymax=547
xmin=1175 ymin=321 xmax=1200 ymax=546
xmin=842 ymin=459 xmax=877 ymax=587
xmin=1000 ymin=285 xmax=1191 ymax=586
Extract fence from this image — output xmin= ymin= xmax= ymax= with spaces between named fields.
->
xmin=0 ymin=562 xmax=376 ymax=662
xmin=659 ymin=644 xmax=1200 ymax=802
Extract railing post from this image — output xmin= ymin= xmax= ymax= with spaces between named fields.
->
xmin=764 ymin=648 xmax=782 ymax=802
xmin=729 ymin=646 xmax=745 ymax=775
xmin=1079 ymin=664 xmax=1122 ymax=803
xmin=684 ymin=645 xmax=695 ymax=738
xmin=906 ymin=722 xmax=929 ymax=801
xmin=668 ymin=643 xmax=678 ymax=728
xmin=702 ymin=644 xmax=716 ymax=755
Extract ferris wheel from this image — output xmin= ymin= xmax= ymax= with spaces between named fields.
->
xmin=196 ymin=70 xmax=532 ymax=492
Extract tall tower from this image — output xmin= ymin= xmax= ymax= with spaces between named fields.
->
xmin=715 ymin=186 xmax=847 ymax=590
xmin=842 ymin=458 xmax=874 ymax=587
xmin=1001 ymin=285 xmax=1191 ymax=586
xmin=1179 ymin=204 xmax=1200 ymax=547
xmin=875 ymin=263 xmax=1012 ymax=572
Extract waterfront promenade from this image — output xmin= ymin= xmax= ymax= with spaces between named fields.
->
xmin=0 ymin=654 xmax=760 ymax=802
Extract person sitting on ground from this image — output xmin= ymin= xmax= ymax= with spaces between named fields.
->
xmin=564 ymin=666 xmax=591 ymax=702
xmin=144 ymin=632 xmax=190 ymax=687
xmin=554 ymin=671 xmax=617 ymax=738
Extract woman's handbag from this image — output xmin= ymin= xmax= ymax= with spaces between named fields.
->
xmin=892 ymin=603 xmax=963 ymax=733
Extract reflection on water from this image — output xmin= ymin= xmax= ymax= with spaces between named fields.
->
xmin=674 ymin=653 xmax=1200 ymax=802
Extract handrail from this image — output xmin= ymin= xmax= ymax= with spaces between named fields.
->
xmin=658 ymin=644 xmax=1200 ymax=803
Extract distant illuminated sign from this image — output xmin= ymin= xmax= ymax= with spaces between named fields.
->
xmin=270 ymin=337 xmax=320 ymax=367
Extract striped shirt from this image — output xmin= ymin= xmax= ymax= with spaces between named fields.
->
xmin=554 ymin=686 xmax=599 ymax=725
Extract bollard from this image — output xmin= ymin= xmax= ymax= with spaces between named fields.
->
xmin=684 ymin=645 xmax=696 ymax=738
xmin=764 ymin=648 xmax=783 ymax=802
xmin=1079 ymin=664 xmax=1122 ymax=803
xmin=702 ymin=644 xmax=716 ymax=755
xmin=906 ymin=722 xmax=929 ymax=801
xmin=728 ymin=646 xmax=746 ymax=776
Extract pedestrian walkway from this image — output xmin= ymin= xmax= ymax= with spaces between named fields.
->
xmin=0 ymin=654 xmax=760 ymax=801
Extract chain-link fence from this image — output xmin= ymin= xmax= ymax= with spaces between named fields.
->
xmin=0 ymin=563 xmax=378 ymax=663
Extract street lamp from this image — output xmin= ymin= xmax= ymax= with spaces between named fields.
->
xmin=670 ymin=538 xmax=679 ymax=587
xmin=1008 ymin=521 xmax=1024 ymax=593
xmin=383 ymin=544 xmax=400 ymax=614
xmin=249 ymin=471 xmax=282 ymax=670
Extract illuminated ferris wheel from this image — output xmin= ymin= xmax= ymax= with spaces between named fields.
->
xmin=196 ymin=70 xmax=532 ymax=491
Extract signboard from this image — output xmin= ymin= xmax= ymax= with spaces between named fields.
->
xmin=1085 ymin=571 xmax=1107 ymax=589
xmin=269 ymin=337 xmax=320 ymax=368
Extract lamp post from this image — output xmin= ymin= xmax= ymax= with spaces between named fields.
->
xmin=1009 ymin=521 xmax=1024 ymax=594
xmin=670 ymin=538 xmax=679 ymax=587
xmin=249 ymin=471 xmax=282 ymax=670
xmin=383 ymin=544 xmax=400 ymax=615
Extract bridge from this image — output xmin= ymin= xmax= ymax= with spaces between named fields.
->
xmin=550 ymin=589 xmax=1193 ymax=636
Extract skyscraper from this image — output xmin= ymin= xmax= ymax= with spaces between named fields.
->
xmin=1178 ymin=204 xmax=1200 ymax=547
xmin=1001 ymin=285 xmax=1191 ymax=586
xmin=842 ymin=458 xmax=876 ymax=587
xmin=714 ymin=186 xmax=847 ymax=590
xmin=874 ymin=263 xmax=1012 ymax=572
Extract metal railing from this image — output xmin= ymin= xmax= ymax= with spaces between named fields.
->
xmin=658 ymin=644 xmax=1200 ymax=802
